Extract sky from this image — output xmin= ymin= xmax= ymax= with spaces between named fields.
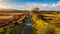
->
xmin=0 ymin=0 xmax=60 ymax=11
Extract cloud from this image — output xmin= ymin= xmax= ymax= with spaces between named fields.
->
xmin=14 ymin=3 xmax=48 ymax=10
xmin=0 ymin=0 xmax=13 ymax=10
xmin=13 ymin=1 xmax=60 ymax=11
xmin=50 ymin=1 xmax=60 ymax=11
xmin=0 ymin=0 xmax=60 ymax=11
xmin=0 ymin=0 xmax=2 ymax=1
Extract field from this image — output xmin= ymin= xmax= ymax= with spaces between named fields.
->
xmin=0 ymin=11 xmax=60 ymax=34
xmin=32 ymin=11 xmax=60 ymax=34
xmin=0 ymin=11 xmax=27 ymax=34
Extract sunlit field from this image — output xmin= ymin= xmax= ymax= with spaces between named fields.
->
xmin=32 ymin=11 xmax=60 ymax=34
xmin=0 ymin=11 xmax=27 ymax=34
xmin=0 ymin=11 xmax=60 ymax=34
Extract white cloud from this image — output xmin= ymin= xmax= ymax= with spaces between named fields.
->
xmin=13 ymin=3 xmax=49 ymax=10
xmin=0 ymin=0 xmax=2 ymax=1
xmin=0 ymin=0 xmax=13 ymax=10
xmin=0 ymin=0 xmax=60 ymax=11
xmin=13 ymin=1 xmax=60 ymax=11
xmin=0 ymin=0 xmax=4 ymax=1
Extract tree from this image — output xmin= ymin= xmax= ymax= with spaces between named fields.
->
xmin=33 ymin=7 xmax=39 ymax=11
xmin=32 ymin=7 xmax=40 ymax=14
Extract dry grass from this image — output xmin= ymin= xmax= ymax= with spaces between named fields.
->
xmin=0 ymin=16 xmax=13 ymax=19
